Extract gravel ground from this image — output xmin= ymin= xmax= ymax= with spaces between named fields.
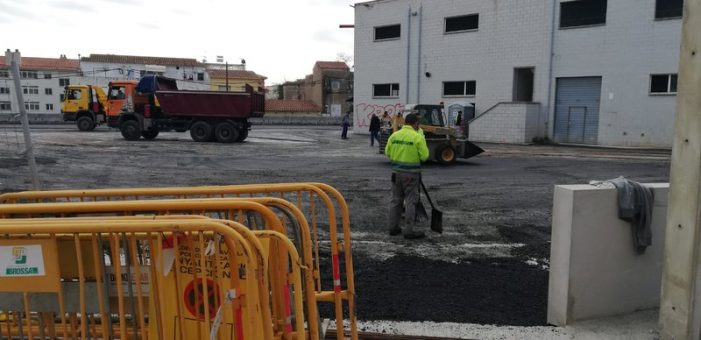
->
xmin=0 ymin=125 xmax=670 ymax=328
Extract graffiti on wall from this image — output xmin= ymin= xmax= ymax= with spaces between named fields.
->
xmin=355 ymin=102 xmax=404 ymax=127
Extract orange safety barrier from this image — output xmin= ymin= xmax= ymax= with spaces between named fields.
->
xmin=0 ymin=183 xmax=357 ymax=340
xmin=0 ymin=219 xmax=271 ymax=340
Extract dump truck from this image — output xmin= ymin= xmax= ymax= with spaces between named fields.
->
xmin=61 ymin=81 xmax=138 ymax=131
xmin=380 ymin=103 xmax=484 ymax=164
xmin=117 ymin=75 xmax=265 ymax=142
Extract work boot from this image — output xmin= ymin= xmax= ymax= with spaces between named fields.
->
xmin=403 ymin=230 xmax=425 ymax=239
xmin=389 ymin=227 xmax=402 ymax=236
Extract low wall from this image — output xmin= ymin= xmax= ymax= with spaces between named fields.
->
xmin=548 ymin=183 xmax=668 ymax=326
xmin=469 ymin=103 xmax=542 ymax=144
xmin=0 ymin=113 xmax=343 ymax=126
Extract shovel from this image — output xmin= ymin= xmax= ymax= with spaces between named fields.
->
xmin=420 ymin=178 xmax=443 ymax=233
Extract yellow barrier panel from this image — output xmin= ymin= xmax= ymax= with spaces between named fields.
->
xmin=0 ymin=184 xmax=358 ymax=340
xmin=0 ymin=199 xmax=316 ymax=340
xmin=0 ymin=219 xmax=266 ymax=340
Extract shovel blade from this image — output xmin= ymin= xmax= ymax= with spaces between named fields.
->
xmin=431 ymin=208 xmax=443 ymax=233
xmin=415 ymin=201 xmax=429 ymax=222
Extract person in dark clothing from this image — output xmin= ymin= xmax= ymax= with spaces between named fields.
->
xmin=341 ymin=112 xmax=351 ymax=139
xmin=369 ymin=113 xmax=381 ymax=146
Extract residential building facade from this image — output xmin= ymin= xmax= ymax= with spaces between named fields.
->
xmin=279 ymin=61 xmax=353 ymax=116
xmin=0 ymin=54 xmax=81 ymax=116
xmin=354 ymin=0 xmax=683 ymax=147
xmin=208 ymin=69 xmax=266 ymax=92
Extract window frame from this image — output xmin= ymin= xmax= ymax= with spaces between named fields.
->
xmin=24 ymin=102 xmax=40 ymax=111
xmin=22 ymin=86 xmax=39 ymax=95
xmin=444 ymin=14 xmax=480 ymax=34
xmin=59 ymin=78 xmax=70 ymax=87
xmin=45 ymin=88 xmax=53 ymax=95
xmin=43 ymin=73 xmax=52 ymax=79
xmin=0 ymin=71 xmax=8 ymax=78
xmin=655 ymin=0 xmax=683 ymax=19
xmin=442 ymin=81 xmax=477 ymax=97
xmin=374 ymin=24 xmax=401 ymax=42
xmin=0 ymin=87 xmax=9 ymax=94
xmin=372 ymin=83 xmax=400 ymax=98
xmin=0 ymin=101 xmax=11 ymax=110
xmin=559 ymin=0 xmax=608 ymax=29
xmin=649 ymin=73 xmax=678 ymax=95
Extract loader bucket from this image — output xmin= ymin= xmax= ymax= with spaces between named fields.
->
xmin=460 ymin=140 xmax=485 ymax=159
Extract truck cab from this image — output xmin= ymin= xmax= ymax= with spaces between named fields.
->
xmin=105 ymin=81 xmax=139 ymax=128
xmin=61 ymin=85 xmax=108 ymax=131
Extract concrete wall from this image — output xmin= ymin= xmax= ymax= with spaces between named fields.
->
xmin=551 ymin=0 xmax=682 ymax=147
xmin=469 ymin=102 xmax=542 ymax=144
xmin=548 ymin=183 xmax=669 ymax=326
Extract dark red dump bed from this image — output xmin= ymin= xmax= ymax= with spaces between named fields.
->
xmin=155 ymin=85 xmax=265 ymax=119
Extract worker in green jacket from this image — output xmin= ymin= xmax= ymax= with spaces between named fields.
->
xmin=385 ymin=113 xmax=430 ymax=239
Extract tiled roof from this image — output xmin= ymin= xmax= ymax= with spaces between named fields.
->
xmin=208 ymin=69 xmax=266 ymax=80
xmin=315 ymin=61 xmax=349 ymax=70
xmin=81 ymin=54 xmax=200 ymax=67
xmin=266 ymin=100 xmax=320 ymax=113
xmin=0 ymin=56 xmax=80 ymax=71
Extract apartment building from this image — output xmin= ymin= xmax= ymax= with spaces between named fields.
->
xmin=354 ymin=0 xmax=683 ymax=147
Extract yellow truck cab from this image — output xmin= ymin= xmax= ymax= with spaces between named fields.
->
xmin=61 ymin=85 xmax=108 ymax=131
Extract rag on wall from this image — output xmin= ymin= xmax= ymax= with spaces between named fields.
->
xmin=607 ymin=176 xmax=654 ymax=254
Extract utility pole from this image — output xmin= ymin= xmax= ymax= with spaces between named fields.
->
xmin=5 ymin=49 xmax=40 ymax=190
xmin=225 ymin=61 xmax=229 ymax=92
xmin=659 ymin=0 xmax=700 ymax=338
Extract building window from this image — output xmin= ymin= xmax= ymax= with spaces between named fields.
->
xmin=46 ymin=103 xmax=54 ymax=110
xmin=445 ymin=14 xmax=479 ymax=33
xmin=656 ymin=0 xmax=683 ymax=19
xmin=0 ymin=71 xmax=8 ymax=78
xmin=43 ymin=73 xmax=52 ymax=79
xmin=24 ymin=102 xmax=40 ymax=111
xmin=23 ymin=86 xmax=39 ymax=95
xmin=197 ymin=73 xmax=205 ymax=81
xmin=443 ymin=81 xmax=476 ymax=97
xmin=374 ymin=24 xmax=401 ymax=41
xmin=21 ymin=71 xmax=39 ymax=79
xmin=0 ymin=102 xmax=10 ymax=110
xmin=0 ymin=87 xmax=9 ymax=94
xmin=373 ymin=83 xmax=400 ymax=98
xmin=650 ymin=74 xmax=678 ymax=94
xmin=560 ymin=0 xmax=607 ymax=28
xmin=59 ymin=78 xmax=70 ymax=86
xmin=45 ymin=88 xmax=53 ymax=95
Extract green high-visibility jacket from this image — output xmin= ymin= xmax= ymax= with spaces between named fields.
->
xmin=385 ymin=125 xmax=429 ymax=172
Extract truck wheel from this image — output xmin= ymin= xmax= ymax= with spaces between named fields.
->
xmin=77 ymin=116 xmax=95 ymax=132
xmin=214 ymin=122 xmax=240 ymax=143
xmin=190 ymin=121 xmax=213 ymax=142
xmin=142 ymin=130 xmax=159 ymax=140
xmin=236 ymin=129 xmax=249 ymax=142
xmin=120 ymin=120 xmax=142 ymax=141
xmin=436 ymin=144 xmax=457 ymax=164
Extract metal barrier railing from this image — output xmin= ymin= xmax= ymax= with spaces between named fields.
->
xmin=0 ymin=219 xmax=277 ymax=340
xmin=0 ymin=198 xmax=322 ymax=340
xmin=0 ymin=183 xmax=357 ymax=340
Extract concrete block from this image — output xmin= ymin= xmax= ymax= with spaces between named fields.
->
xmin=548 ymin=183 xmax=668 ymax=326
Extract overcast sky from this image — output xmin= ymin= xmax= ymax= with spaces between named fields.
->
xmin=0 ymin=0 xmax=356 ymax=84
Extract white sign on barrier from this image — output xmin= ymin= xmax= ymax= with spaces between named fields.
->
xmin=0 ymin=244 xmax=45 ymax=277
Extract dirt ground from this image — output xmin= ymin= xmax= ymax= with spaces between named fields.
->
xmin=0 ymin=124 xmax=671 ymax=326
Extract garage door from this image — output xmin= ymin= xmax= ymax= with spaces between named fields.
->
xmin=553 ymin=77 xmax=602 ymax=144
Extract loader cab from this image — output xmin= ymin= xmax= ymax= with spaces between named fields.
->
xmin=406 ymin=104 xmax=445 ymax=127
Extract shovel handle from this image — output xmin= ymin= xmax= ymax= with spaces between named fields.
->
xmin=420 ymin=178 xmax=436 ymax=209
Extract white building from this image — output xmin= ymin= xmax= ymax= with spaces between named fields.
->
xmin=0 ymin=54 xmax=81 ymax=115
xmin=353 ymin=0 xmax=683 ymax=147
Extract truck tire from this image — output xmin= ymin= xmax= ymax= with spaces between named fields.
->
xmin=190 ymin=121 xmax=213 ymax=142
xmin=142 ymin=130 xmax=159 ymax=140
xmin=77 ymin=116 xmax=95 ymax=132
xmin=436 ymin=144 xmax=457 ymax=164
xmin=120 ymin=120 xmax=142 ymax=141
xmin=214 ymin=122 xmax=239 ymax=143
xmin=237 ymin=128 xmax=249 ymax=142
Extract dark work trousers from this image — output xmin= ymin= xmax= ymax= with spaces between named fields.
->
xmin=370 ymin=130 xmax=380 ymax=146
xmin=389 ymin=171 xmax=421 ymax=233
xmin=342 ymin=124 xmax=349 ymax=139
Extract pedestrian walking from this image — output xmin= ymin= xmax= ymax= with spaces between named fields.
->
xmin=384 ymin=113 xmax=430 ymax=239
xmin=381 ymin=111 xmax=392 ymax=127
xmin=341 ymin=112 xmax=351 ymax=139
xmin=369 ymin=113 xmax=381 ymax=146
xmin=391 ymin=111 xmax=404 ymax=132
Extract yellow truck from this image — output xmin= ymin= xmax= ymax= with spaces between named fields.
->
xmin=61 ymin=81 xmax=137 ymax=131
